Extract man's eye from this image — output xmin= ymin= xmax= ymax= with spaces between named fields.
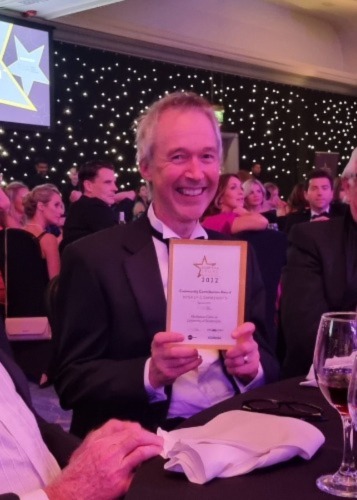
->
xmin=202 ymin=153 xmax=216 ymax=162
xmin=171 ymin=154 xmax=186 ymax=162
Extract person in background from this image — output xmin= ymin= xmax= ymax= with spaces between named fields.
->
xmin=61 ymin=166 xmax=81 ymax=209
xmin=264 ymin=182 xmax=287 ymax=216
xmin=0 ymin=181 xmax=29 ymax=229
xmin=28 ymin=158 xmax=53 ymax=189
xmin=285 ymin=182 xmax=308 ymax=215
xmin=54 ymin=91 xmax=279 ymax=439
xmin=283 ymin=169 xmax=347 ymax=234
xmin=243 ymin=178 xmax=277 ymax=224
xmin=333 ymin=176 xmax=348 ymax=205
xmin=281 ymin=149 xmax=357 ymax=377
xmin=202 ymin=173 xmax=269 ymax=235
xmin=0 ymin=347 xmax=163 ymax=499
xmin=23 ymin=184 xmax=63 ymax=280
xmin=250 ymin=163 xmax=263 ymax=181
xmin=60 ymin=160 xmax=135 ymax=251
xmin=133 ymin=183 xmax=150 ymax=220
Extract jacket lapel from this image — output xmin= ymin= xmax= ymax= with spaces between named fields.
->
xmin=122 ymin=216 xmax=167 ymax=340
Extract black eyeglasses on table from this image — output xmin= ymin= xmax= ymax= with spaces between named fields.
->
xmin=241 ymin=398 xmax=325 ymax=422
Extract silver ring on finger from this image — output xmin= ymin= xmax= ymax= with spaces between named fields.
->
xmin=243 ymin=354 xmax=249 ymax=364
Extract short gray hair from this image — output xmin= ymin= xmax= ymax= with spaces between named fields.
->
xmin=134 ymin=91 xmax=222 ymax=165
xmin=342 ymin=148 xmax=357 ymax=186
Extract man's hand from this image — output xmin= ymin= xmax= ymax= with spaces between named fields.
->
xmin=311 ymin=215 xmax=329 ymax=222
xmin=45 ymin=420 xmax=163 ymax=500
xmin=149 ymin=332 xmax=202 ymax=389
xmin=224 ymin=322 xmax=260 ymax=384
xmin=114 ymin=190 xmax=136 ymax=203
xmin=69 ymin=190 xmax=82 ymax=203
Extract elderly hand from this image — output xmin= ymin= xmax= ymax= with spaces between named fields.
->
xmin=224 ymin=322 xmax=260 ymax=384
xmin=149 ymin=332 xmax=202 ymax=389
xmin=45 ymin=420 xmax=163 ymax=500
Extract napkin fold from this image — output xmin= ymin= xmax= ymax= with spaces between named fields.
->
xmin=158 ymin=410 xmax=324 ymax=484
xmin=299 ymin=364 xmax=318 ymax=387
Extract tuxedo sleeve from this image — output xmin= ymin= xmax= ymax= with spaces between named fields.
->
xmin=53 ymin=237 xmax=161 ymax=436
xmin=281 ymin=223 xmax=327 ymax=377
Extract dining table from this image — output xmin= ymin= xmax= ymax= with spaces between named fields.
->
xmin=125 ymin=376 xmax=344 ymax=500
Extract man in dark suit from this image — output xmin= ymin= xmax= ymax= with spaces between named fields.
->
xmin=284 ymin=168 xmax=347 ymax=233
xmin=54 ymin=92 xmax=280 ymax=438
xmin=60 ymin=160 xmax=135 ymax=252
xmin=0 ymin=347 xmax=162 ymax=498
xmin=281 ymin=149 xmax=357 ymax=377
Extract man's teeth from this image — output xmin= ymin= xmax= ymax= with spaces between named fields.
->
xmin=178 ymin=188 xmax=204 ymax=196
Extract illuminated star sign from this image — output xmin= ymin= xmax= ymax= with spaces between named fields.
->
xmin=0 ymin=22 xmax=35 ymax=110
xmin=193 ymin=255 xmax=216 ymax=278
xmin=8 ymin=36 xmax=49 ymax=95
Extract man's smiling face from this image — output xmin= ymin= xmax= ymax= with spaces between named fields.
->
xmin=140 ymin=107 xmax=220 ymax=237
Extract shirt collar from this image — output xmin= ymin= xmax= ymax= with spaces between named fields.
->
xmin=147 ymin=203 xmax=208 ymax=240
xmin=310 ymin=207 xmax=330 ymax=217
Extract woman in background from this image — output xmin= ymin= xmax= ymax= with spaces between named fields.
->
xmin=23 ymin=184 xmax=64 ymax=279
xmin=1 ymin=181 xmax=29 ymax=228
xmin=202 ymin=174 xmax=268 ymax=235
xmin=132 ymin=183 xmax=150 ymax=219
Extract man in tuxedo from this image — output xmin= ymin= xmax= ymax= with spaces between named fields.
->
xmin=54 ymin=91 xmax=280 ymax=438
xmin=0 ymin=347 xmax=162 ymax=499
xmin=284 ymin=168 xmax=347 ymax=233
xmin=60 ymin=160 xmax=136 ymax=252
xmin=281 ymin=148 xmax=357 ymax=377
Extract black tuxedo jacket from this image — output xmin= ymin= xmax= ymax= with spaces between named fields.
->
xmin=60 ymin=195 xmax=117 ymax=253
xmin=0 ymin=349 xmax=80 ymax=499
xmin=54 ymin=215 xmax=280 ymax=438
xmin=283 ymin=202 xmax=347 ymax=234
xmin=281 ymin=211 xmax=357 ymax=377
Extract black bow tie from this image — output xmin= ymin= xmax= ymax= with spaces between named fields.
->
xmin=150 ymin=226 xmax=204 ymax=248
xmin=311 ymin=212 xmax=330 ymax=220
xmin=151 ymin=226 xmax=171 ymax=247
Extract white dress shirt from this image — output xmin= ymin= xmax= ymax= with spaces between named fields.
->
xmin=0 ymin=362 xmax=60 ymax=498
xmin=144 ymin=204 xmax=264 ymax=419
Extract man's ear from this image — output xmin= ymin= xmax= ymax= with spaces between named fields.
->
xmin=139 ymin=160 xmax=152 ymax=182
xmin=83 ymin=179 xmax=93 ymax=194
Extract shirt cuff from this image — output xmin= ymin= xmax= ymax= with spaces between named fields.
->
xmin=144 ymin=357 xmax=167 ymax=403
xmin=20 ymin=489 xmax=49 ymax=500
xmin=234 ymin=362 xmax=265 ymax=393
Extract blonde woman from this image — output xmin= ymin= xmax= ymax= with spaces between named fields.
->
xmin=23 ymin=184 xmax=64 ymax=279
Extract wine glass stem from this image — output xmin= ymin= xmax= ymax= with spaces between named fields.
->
xmin=339 ymin=415 xmax=356 ymax=476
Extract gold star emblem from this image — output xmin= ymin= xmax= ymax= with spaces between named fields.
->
xmin=193 ymin=255 xmax=216 ymax=278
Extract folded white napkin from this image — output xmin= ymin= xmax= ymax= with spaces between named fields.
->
xmin=158 ymin=410 xmax=324 ymax=484
xmin=299 ymin=364 xmax=318 ymax=387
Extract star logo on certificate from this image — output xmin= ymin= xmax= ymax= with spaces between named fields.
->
xmin=193 ymin=255 xmax=216 ymax=278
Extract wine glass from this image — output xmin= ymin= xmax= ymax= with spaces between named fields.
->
xmin=314 ymin=311 xmax=357 ymax=497
xmin=348 ymin=354 xmax=357 ymax=430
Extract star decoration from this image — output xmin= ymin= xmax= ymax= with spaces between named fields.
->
xmin=0 ymin=21 xmax=35 ymax=110
xmin=8 ymin=36 xmax=49 ymax=95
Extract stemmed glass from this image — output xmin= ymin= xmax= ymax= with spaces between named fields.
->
xmin=314 ymin=311 xmax=357 ymax=497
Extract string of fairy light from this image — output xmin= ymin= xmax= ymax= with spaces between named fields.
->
xmin=0 ymin=40 xmax=356 ymax=197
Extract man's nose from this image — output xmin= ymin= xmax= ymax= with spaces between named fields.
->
xmin=185 ymin=157 xmax=204 ymax=179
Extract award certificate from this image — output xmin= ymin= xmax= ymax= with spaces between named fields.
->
xmin=166 ymin=239 xmax=247 ymax=349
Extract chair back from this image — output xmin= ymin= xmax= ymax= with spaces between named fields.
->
xmin=0 ymin=229 xmax=51 ymax=381
xmin=0 ymin=229 xmax=49 ymax=317
xmin=233 ymin=229 xmax=288 ymax=353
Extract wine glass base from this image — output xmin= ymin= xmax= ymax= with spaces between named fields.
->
xmin=317 ymin=474 xmax=357 ymax=498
